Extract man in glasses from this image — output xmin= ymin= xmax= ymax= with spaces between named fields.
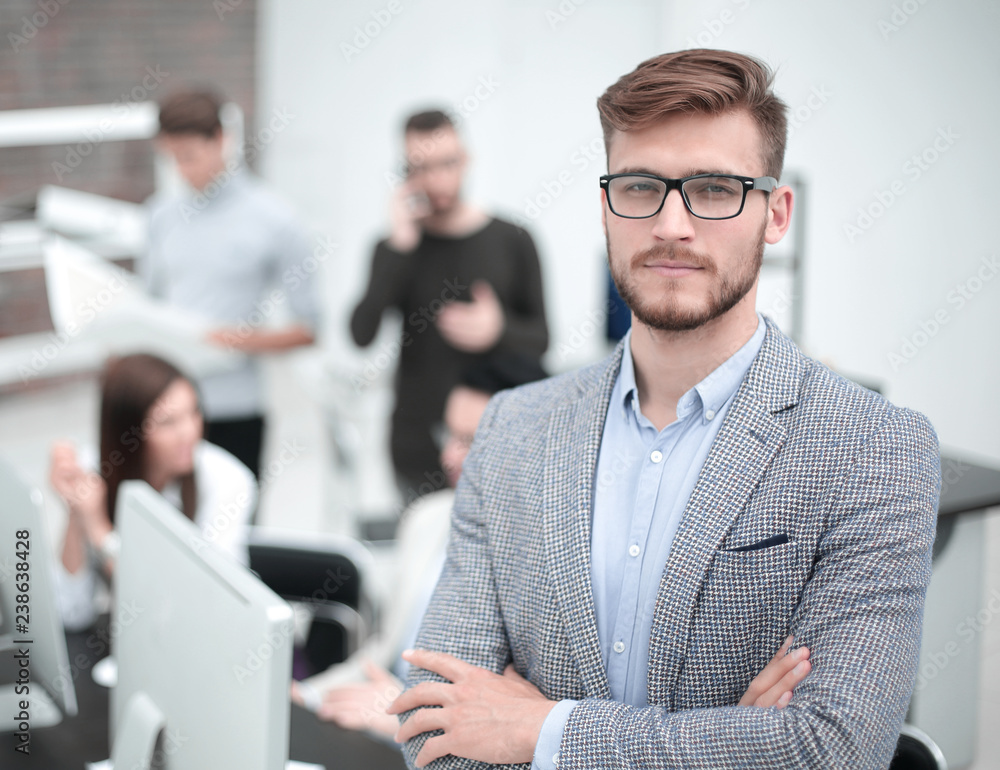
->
xmin=390 ymin=50 xmax=940 ymax=769
xmin=351 ymin=110 xmax=549 ymax=506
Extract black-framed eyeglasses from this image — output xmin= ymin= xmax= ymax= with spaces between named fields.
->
xmin=599 ymin=173 xmax=778 ymax=220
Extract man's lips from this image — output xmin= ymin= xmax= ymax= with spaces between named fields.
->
xmin=644 ymin=261 xmax=703 ymax=276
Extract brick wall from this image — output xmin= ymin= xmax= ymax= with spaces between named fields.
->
xmin=0 ymin=0 xmax=257 ymax=338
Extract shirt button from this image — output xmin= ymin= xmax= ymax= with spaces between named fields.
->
xmin=553 ymin=752 xmax=560 ymax=766
xmin=706 ymin=409 xmax=716 ymax=421
xmin=613 ymin=640 xmax=625 ymax=654
xmin=628 ymin=544 xmax=640 ymax=557
xmin=650 ymin=450 xmax=663 ymax=463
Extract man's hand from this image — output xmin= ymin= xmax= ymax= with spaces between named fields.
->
xmin=389 ymin=639 xmax=809 ymax=767
xmin=435 ymin=280 xmax=505 ymax=353
xmin=388 ymin=180 xmax=430 ymax=253
xmin=387 ymin=649 xmax=557 ymax=768
xmin=315 ymin=660 xmax=403 ymax=739
xmin=205 ymin=324 xmax=314 ymax=354
xmin=739 ymin=635 xmax=811 ymax=708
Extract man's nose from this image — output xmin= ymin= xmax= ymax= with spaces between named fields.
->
xmin=650 ymin=188 xmax=696 ymax=241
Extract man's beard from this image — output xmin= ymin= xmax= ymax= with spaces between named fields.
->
xmin=607 ymin=220 xmax=766 ymax=332
xmin=428 ymin=190 xmax=461 ymax=217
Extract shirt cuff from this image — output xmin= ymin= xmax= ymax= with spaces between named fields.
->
xmin=531 ymin=699 xmax=578 ymax=770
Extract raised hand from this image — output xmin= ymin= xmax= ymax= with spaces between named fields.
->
xmin=435 ymin=280 xmax=505 ymax=353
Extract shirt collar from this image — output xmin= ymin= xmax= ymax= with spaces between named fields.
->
xmin=618 ymin=313 xmax=767 ymax=425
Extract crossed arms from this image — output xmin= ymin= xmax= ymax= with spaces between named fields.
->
xmin=393 ymin=396 xmax=940 ymax=769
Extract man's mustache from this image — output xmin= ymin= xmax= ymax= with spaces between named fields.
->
xmin=630 ymin=243 xmax=716 ymax=273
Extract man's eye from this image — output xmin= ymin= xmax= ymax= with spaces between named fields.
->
xmin=623 ymin=182 xmax=660 ymax=193
xmin=688 ymin=178 xmax=741 ymax=196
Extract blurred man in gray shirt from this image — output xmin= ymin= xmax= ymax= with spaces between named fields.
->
xmin=145 ymin=90 xmax=319 ymax=480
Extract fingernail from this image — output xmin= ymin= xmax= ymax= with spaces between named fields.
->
xmin=401 ymin=649 xmax=414 ymax=659
xmin=793 ymin=662 xmax=806 ymax=675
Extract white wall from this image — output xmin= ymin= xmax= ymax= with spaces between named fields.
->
xmin=258 ymin=0 xmax=1000 ymax=463
xmin=660 ymin=0 xmax=1000 ymax=463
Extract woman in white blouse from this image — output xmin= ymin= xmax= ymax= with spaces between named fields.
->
xmin=49 ymin=353 xmax=256 ymax=631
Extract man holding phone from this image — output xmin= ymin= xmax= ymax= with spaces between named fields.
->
xmin=351 ymin=110 xmax=549 ymax=502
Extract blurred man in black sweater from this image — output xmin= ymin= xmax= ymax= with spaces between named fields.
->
xmin=351 ymin=110 xmax=548 ymax=501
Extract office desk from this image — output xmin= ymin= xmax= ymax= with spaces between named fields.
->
xmin=3 ymin=615 xmax=405 ymax=769
xmin=906 ymin=452 xmax=1000 ymax=770
xmin=290 ymin=707 xmax=406 ymax=770
xmin=938 ymin=454 xmax=1000 ymax=516
xmin=935 ymin=453 xmax=1000 ymax=557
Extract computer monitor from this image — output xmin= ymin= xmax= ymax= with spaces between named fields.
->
xmin=0 ymin=457 xmax=79 ymax=734
xmin=111 ymin=480 xmax=294 ymax=769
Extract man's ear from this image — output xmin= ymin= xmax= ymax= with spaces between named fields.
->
xmin=764 ymin=185 xmax=794 ymax=245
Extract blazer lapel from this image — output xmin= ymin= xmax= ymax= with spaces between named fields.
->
xmin=646 ymin=319 xmax=804 ymax=707
xmin=542 ymin=342 xmax=625 ymax=701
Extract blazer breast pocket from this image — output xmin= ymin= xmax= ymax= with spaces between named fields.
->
xmin=710 ymin=535 xmax=800 ymax=581
xmin=674 ymin=539 xmax=809 ymax=710
xmin=719 ymin=533 xmax=790 ymax=553
xmin=702 ymin=536 xmax=805 ymax=630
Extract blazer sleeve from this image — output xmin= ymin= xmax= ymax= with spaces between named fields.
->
xmin=397 ymin=391 xmax=528 ymax=770
xmin=556 ymin=406 xmax=941 ymax=769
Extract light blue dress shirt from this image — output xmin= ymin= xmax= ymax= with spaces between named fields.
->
xmin=144 ymin=170 xmax=320 ymax=420
xmin=532 ymin=314 xmax=767 ymax=769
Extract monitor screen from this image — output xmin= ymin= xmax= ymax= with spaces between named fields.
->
xmin=0 ymin=457 xmax=78 ymax=739
xmin=111 ymin=480 xmax=294 ymax=769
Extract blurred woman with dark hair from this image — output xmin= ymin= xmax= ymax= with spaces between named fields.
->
xmin=50 ymin=353 xmax=256 ymax=630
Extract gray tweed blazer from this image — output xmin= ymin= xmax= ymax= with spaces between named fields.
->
xmin=401 ymin=316 xmax=941 ymax=769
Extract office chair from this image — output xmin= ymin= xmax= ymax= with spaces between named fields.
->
xmin=890 ymin=724 xmax=948 ymax=770
xmin=247 ymin=527 xmax=376 ymax=676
